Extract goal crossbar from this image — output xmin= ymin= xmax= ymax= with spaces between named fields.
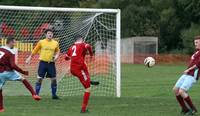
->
xmin=0 ymin=5 xmax=119 ymax=13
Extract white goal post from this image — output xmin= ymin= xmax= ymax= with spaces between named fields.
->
xmin=0 ymin=5 xmax=121 ymax=97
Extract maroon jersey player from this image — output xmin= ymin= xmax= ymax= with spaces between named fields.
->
xmin=173 ymin=36 xmax=200 ymax=115
xmin=0 ymin=37 xmax=41 ymax=112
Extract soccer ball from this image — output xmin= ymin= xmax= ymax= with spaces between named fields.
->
xmin=144 ymin=57 xmax=155 ymax=67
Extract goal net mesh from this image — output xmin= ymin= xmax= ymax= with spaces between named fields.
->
xmin=0 ymin=7 xmax=118 ymax=97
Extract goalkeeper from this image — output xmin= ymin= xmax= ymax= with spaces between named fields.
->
xmin=26 ymin=29 xmax=60 ymax=99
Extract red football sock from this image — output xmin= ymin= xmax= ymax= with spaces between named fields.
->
xmin=184 ymin=96 xmax=197 ymax=111
xmin=22 ymin=79 xmax=36 ymax=96
xmin=81 ymin=92 xmax=90 ymax=112
xmin=0 ymin=90 xmax=3 ymax=110
xmin=176 ymin=95 xmax=188 ymax=111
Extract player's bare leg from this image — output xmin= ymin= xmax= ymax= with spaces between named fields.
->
xmin=35 ymin=77 xmax=43 ymax=95
xmin=51 ymin=78 xmax=59 ymax=99
xmin=0 ymin=89 xmax=4 ymax=112
xmin=81 ymin=87 xmax=91 ymax=113
xmin=173 ymin=86 xmax=189 ymax=114
xmin=178 ymin=88 xmax=197 ymax=114
xmin=20 ymin=77 xmax=41 ymax=101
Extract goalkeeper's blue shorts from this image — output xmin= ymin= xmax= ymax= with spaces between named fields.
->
xmin=38 ymin=61 xmax=56 ymax=78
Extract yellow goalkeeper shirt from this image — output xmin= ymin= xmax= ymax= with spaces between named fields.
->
xmin=32 ymin=38 xmax=60 ymax=62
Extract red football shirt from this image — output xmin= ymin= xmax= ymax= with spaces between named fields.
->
xmin=0 ymin=46 xmax=24 ymax=73
xmin=66 ymin=42 xmax=93 ymax=67
xmin=187 ymin=50 xmax=200 ymax=80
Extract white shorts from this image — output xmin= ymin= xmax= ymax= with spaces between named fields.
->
xmin=0 ymin=71 xmax=22 ymax=89
xmin=175 ymin=74 xmax=196 ymax=91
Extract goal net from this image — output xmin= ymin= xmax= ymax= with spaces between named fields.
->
xmin=0 ymin=6 xmax=121 ymax=97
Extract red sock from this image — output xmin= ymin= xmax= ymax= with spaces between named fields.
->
xmin=0 ymin=90 xmax=3 ymax=110
xmin=184 ymin=96 xmax=197 ymax=111
xmin=81 ymin=92 xmax=90 ymax=112
xmin=22 ymin=79 xmax=36 ymax=96
xmin=176 ymin=95 xmax=188 ymax=111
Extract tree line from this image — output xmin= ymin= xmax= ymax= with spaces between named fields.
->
xmin=0 ymin=0 xmax=200 ymax=54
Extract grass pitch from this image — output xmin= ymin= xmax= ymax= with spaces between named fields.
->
xmin=1 ymin=64 xmax=200 ymax=116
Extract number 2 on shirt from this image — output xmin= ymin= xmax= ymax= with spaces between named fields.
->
xmin=0 ymin=51 xmax=5 ymax=59
xmin=72 ymin=45 xmax=77 ymax=56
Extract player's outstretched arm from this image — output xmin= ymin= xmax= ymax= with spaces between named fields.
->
xmin=196 ymin=58 xmax=200 ymax=68
xmin=65 ymin=47 xmax=72 ymax=61
xmin=184 ymin=54 xmax=200 ymax=74
xmin=184 ymin=65 xmax=198 ymax=74
xmin=10 ymin=55 xmax=28 ymax=75
xmin=26 ymin=54 xmax=33 ymax=64
xmin=85 ymin=44 xmax=93 ymax=57
xmin=65 ymin=54 xmax=71 ymax=61
xmin=53 ymin=51 xmax=60 ymax=61
xmin=53 ymin=44 xmax=60 ymax=61
xmin=26 ymin=41 xmax=41 ymax=64
xmin=85 ymin=44 xmax=94 ymax=62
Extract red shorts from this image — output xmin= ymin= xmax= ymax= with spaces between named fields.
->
xmin=70 ymin=63 xmax=90 ymax=89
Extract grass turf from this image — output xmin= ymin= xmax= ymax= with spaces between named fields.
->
xmin=1 ymin=64 xmax=200 ymax=116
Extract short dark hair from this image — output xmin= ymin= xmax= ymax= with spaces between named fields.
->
xmin=44 ymin=29 xmax=53 ymax=34
xmin=194 ymin=36 xmax=200 ymax=40
xmin=74 ymin=34 xmax=83 ymax=41
xmin=6 ymin=37 xmax=15 ymax=44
